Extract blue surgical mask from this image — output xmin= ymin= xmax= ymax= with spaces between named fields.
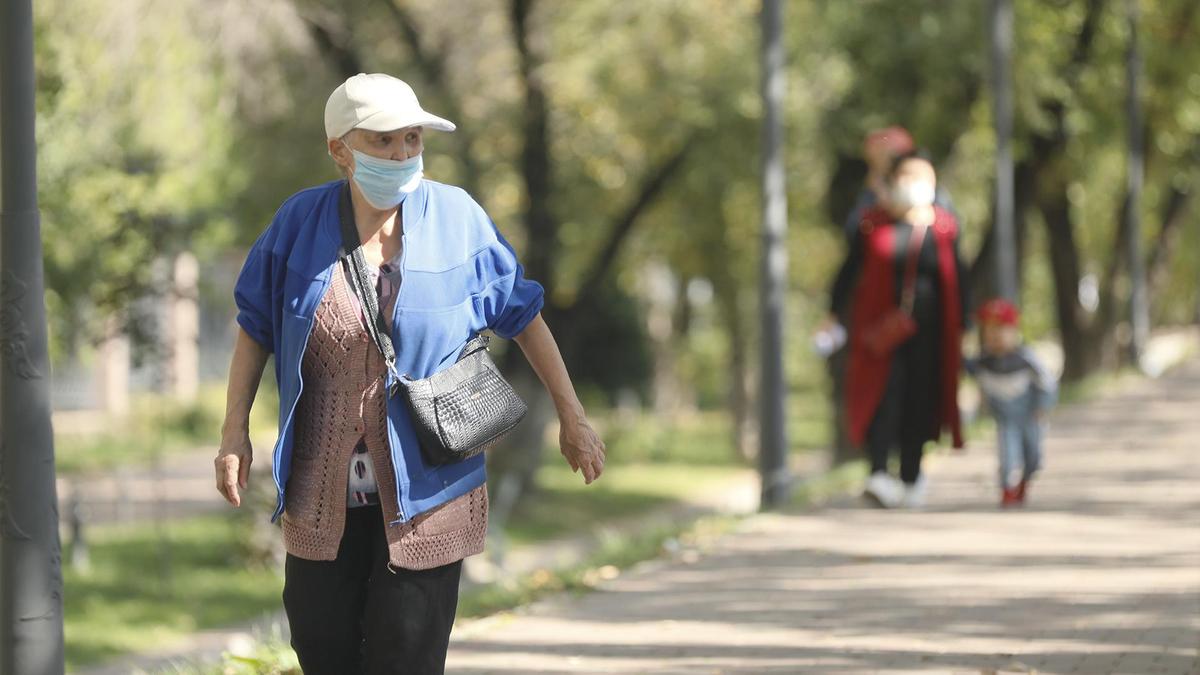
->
xmin=348 ymin=148 xmax=423 ymax=209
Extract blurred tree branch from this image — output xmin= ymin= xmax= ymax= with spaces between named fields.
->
xmin=301 ymin=11 xmax=364 ymax=79
xmin=1147 ymin=182 xmax=1192 ymax=301
xmin=381 ymin=0 xmax=483 ymax=200
xmin=1144 ymin=133 xmax=1199 ymax=314
xmin=509 ymin=0 xmax=557 ymax=289
xmin=565 ymin=135 xmax=698 ymax=322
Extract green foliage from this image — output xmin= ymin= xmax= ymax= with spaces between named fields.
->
xmin=64 ymin=515 xmax=283 ymax=669
xmin=169 ymin=637 xmax=301 ymax=675
xmin=34 ymin=0 xmax=245 ymax=358
xmin=31 ymin=0 xmax=1200 ymax=454
xmin=560 ymin=280 xmax=654 ymax=404
xmin=599 ymin=411 xmax=741 ymax=466
xmin=506 ymin=462 xmax=742 ymax=545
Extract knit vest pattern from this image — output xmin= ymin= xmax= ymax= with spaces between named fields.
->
xmin=281 ymin=262 xmax=487 ymax=570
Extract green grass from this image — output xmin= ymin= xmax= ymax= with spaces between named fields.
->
xmin=505 ymin=462 xmax=746 ymax=545
xmin=55 ymin=381 xmax=279 ymax=476
xmin=592 ymin=394 xmax=831 ymax=468
xmin=159 ymin=628 xmax=301 ymax=675
xmin=596 ymin=410 xmax=743 ymax=465
xmin=64 ymin=515 xmax=284 ymax=670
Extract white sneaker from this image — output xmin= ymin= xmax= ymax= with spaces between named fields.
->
xmin=900 ymin=475 xmax=928 ymax=509
xmin=863 ymin=472 xmax=904 ymax=509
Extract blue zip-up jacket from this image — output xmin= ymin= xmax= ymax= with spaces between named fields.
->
xmin=233 ymin=179 xmax=544 ymax=523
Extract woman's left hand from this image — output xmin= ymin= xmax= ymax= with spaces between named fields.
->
xmin=560 ymin=415 xmax=606 ymax=484
xmin=511 ymin=313 xmax=606 ymax=484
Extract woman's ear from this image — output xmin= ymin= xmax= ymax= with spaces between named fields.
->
xmin=328 ymin=137 xmax=354 ymax=176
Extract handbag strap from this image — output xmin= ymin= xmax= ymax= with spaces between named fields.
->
xmin=899 ymin=222 xmax=928 ymax=315
xmin=337 ymin=182 xmax=403 ymax=396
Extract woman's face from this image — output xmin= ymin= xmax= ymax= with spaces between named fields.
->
xmin=891 ymin=157 xmax=937 ymax=194
xmin=330 ymin=126 xmax=424 ymax=175
xmin=888 ymin=157 xmax=937 ymax=214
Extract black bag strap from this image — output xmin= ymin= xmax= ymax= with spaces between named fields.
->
xmin=337 ymin=182 xmax=402 ymax=396
xmin=899 ymin=222 xmax=928 ymax=316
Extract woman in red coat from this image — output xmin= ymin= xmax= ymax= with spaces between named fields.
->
xmin=828 ymin=151 xmax=967 ymax=508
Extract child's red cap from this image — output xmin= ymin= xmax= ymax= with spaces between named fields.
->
xmin=977 ymin=298 xmax=1019 ymax=326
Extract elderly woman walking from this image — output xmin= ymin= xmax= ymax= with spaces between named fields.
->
xmin=215 ymin=73 xmax=606 ymax=674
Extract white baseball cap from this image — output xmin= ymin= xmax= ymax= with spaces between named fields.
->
xmin=324 ymin=73 xmax=456 ymax=139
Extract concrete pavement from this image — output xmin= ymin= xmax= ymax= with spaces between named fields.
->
xmin=447 ymin=360 xmax=1200 ymax=674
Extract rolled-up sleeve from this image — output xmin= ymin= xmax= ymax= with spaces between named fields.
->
xmin=233 ymin=234 xmax=276 ymax=353
xmin=479 ymin=224 xmax=545 ymax=340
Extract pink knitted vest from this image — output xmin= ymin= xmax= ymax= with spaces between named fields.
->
xmin=281 ymin=262 xmax=487 ymax=570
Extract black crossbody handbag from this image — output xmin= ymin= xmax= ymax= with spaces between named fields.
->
xmin=337 ymin=183 xmax=528 ymax=465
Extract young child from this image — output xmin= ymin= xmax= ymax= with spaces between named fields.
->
xmin=966 ymin=299 xmax=1057 ymax=507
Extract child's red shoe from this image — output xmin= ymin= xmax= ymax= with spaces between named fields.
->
xmin=1001 ymin=486 xmax=1023 ymax=508
xmin=1016 ymin=479 xmax=1030 ymax=502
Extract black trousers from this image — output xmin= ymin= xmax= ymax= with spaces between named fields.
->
xmin=282 ymin=504 xmax=462 ymax=675
xmin=866 ymin=313 xmax=941 ymax=485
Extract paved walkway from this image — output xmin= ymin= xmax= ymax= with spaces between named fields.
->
xmin=75 ymin=469 xmax=766 ymax=675
xmin=448 ymin=360 xmax=1200 ymax=674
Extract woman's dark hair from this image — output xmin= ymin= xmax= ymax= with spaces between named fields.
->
xmin=886 ymin=149 xmax=935 ymax=182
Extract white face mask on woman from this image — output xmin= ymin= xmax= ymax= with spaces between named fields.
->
xmin=348 ymin=149 xmax=424 ymax=209
xmin=891 ymin=180 xmax=936 ymax=211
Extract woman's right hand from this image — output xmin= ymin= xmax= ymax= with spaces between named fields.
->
xmin=215 ymin=432 xmax=253 ymax=507
xmin=813 ymin=315 xmax=848 ymax=357
xmin=816 ymin=314 xmax=839 ymax=334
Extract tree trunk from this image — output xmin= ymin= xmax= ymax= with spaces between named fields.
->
xmin=1038 ymin=190 xmax=1098 ymax=382
xmin=646 ymin=267 xmax=683 ymax=416
xmin=485 ymin=0 xmax=559 ymax=525
xmin=1020 ymin=0 xmax=1105 ymax=382
xmin=730 ymin=317 xmax=758 ymax=462
xmin=657 ymin=273 xmax=695 ymax=415
xmin=714 ymin=275 xmax=757 ymax=462
xmin=0 ymin=0 xmax=66 ymax=665
xmin=1146 ymin=180 xmax=1192 ymax=308
xmin=509 ymin=0 xmax=556 ymax=288
xmin=969 ymin=160 xmax=1035 ymax=306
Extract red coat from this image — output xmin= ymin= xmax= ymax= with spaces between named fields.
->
xmin=844 ymin=206 xmax=964 ymax=449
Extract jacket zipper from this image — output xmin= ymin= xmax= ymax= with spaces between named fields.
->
xmin=386 ymin=230 xmax=410 ymax=525
xmin=271 ymin=273 xmax=330 ymax=522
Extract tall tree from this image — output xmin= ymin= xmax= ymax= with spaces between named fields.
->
xmin=2 ymin=0 xmax=64 ymax=670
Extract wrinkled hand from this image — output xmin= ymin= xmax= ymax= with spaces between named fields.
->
xmin=215 ymin=434 xmax=253 ymax=507
xmin=560 ymin=415 xmax=606 ymax=484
